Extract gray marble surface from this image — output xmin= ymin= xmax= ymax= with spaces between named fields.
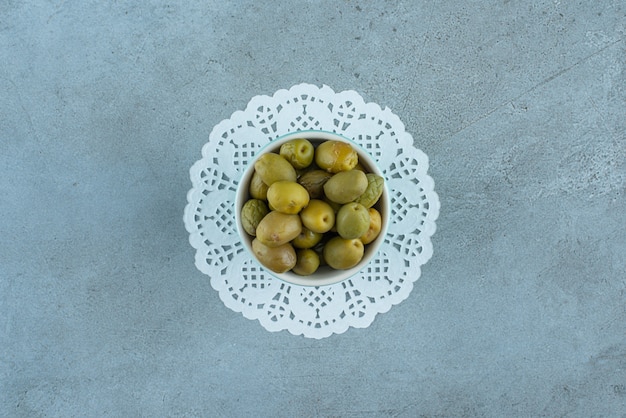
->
xmin=1 ymin=1 xmax=625 ymax=416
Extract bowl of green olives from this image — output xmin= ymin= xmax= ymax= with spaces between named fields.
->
xmin=235 ymin=130 xmax=389 ymax=286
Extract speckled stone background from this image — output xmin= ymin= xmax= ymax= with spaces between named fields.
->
xmin=1 ymin=1 xmax=625 ymax=416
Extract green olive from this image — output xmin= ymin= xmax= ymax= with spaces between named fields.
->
xmin=280 ymin=138 xmax=315 ymax=169
xmin=249 ymin=170 xmax=269 ymax=200
xmin=267 ymin=181 xmax=310 ymax=214
xmin=323 ymin=236 xmax=364 ymax=270
xmin=336 ymin=202 xmax=370 ymax=240
xmin=292 ymin=249 xmax=320 ymax=276
xmin=354 ymin=173 xmax=384 ymax=208
xmin=299 ymin=199 xmax=335 ymax=234
xmin=297 ymin=169 xmax=332 ymax=199
xmin=291 ymin=226 xmax=324 ymax=249
xmin=255 ymin=211 xmax=302 ymax=247
xmin=315 ymin=140 xmax=358 ymax=173
xmin=252 ymin=238 xmax=297 ymax=273
xmin=323 ymin=169 xmax=369 ymax=204
xmin=254 ymin=153 xmax=297 ymax=186
xmin=241 ymin=199 xmax=269 ymax=236
xmin=360 ymin=208 xmax=382 ymax=244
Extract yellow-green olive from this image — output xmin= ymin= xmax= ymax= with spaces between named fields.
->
xmin=266 ymin=181 xmax=310 ymax=214
xmin=280 ymin=138 xmax=315 ymax=169
xmin=360 ymin=208 xmax=382 ymax=244
xmin=323 ymin=169 xmax=368 ymax=204
xmin=292 ymin=249 xmax=320 ymax=276
xmin=323 ymin=237 xmax=364 ymax=270
xmin=255 ymin=211 xmax=302 ymax=247
xmin=252 ymin=238 xmax=297 ymax=273
xmin=354 ymin=173 xmax=384 ymax=208
xmin=314 ymin=140 xmax=358 ymax=173
xmin=241 ymin=199 xmax=269 ymax=236
xmin=254 ymin=153 xmax=297 ymax=186
xmin=336 ymin=202 xmax=370 ymax=240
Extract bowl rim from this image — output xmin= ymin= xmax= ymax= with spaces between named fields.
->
xmin=235 ymin=129 xmax=390 ymax=287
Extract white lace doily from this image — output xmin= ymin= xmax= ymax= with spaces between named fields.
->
xmin=184 ymin=83 xmax=440 ymax=339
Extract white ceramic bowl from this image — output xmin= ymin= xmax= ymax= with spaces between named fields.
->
xmin=235 ymin=130 xmax=390 ymax=287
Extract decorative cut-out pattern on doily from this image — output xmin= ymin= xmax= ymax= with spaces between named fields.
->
xmin=184 ymin=84 xmax=439 ymax=339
